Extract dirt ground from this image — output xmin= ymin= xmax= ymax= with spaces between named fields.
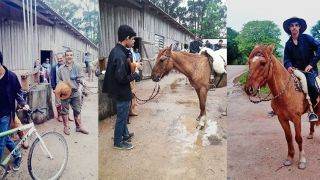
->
xmin=227 ymin=65 xmax=320 ymax=180
xmin=6 ymin=77 xmax=98 ymax=180
xmin=99 ymin=72 xmax=227 ymax=180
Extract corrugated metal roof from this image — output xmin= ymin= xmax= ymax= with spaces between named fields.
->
xmin=1 ymin=0 xmax=98 ymax=49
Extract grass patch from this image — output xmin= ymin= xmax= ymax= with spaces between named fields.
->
xmin=239 ymin=70 xmax=270 ymax=95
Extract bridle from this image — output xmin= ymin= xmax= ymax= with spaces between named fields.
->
xmin=248 ymin=54 xmax=292 ymax=104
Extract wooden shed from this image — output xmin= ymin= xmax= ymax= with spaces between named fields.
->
xmin=0 ymin=0 xmax=98 ymax=73
xmin=99 ymin=0 xmax=194 ymax=60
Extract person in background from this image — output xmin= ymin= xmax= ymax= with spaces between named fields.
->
xmin=42 ymin=58 xmax=51 ymax=83
xmin=205 ymin=40 xmax=213 ymax=49
xmin=189 ymin=34 xmax=202 ymax=53
xmin=84 ymin=52 xmax=90 ymax=74
xmin=214 ymin=39 xmax=223 ymax=51
xmin=51 ymin=53 xmax=65 ymax=122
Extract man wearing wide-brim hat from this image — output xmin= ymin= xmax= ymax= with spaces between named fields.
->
xmin=283 ymin=17 xmax=320 ymax=123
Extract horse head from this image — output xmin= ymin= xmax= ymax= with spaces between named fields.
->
xmin=244 ymin=44 xmax=275 ymax=96
xmin=151 ymin=45 xmax=174 ymax=82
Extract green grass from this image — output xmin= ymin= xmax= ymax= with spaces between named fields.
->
xmin=239 ymin=70 xmax=270 ymax=95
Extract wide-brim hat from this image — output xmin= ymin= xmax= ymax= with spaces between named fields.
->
xmin=55 ymin=81 xmax=72 ymax=100
xmin=283 ymin=17 xmax=307 ymax=35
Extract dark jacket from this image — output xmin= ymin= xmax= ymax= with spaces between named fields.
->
xmin=50 ymin=64 xmax=62 ymax=90
xmin=2 ymin=66 xmax=27 ymax=121
xmin=284 ymin=34 xmax=320 ymax=74
xmin=189 ymin=40 xmax=202 ymax=53
xmin=102 ymin=43 xmax=135 ymax=101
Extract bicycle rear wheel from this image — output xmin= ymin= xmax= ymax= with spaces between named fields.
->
xmin=27 ymin=132 xmax=68 ymax=180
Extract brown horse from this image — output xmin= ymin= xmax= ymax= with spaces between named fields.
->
xmin=151 ymin=45 xmax=211 ymax=129
xmin=244 ymin=44 xmax=320 ymax=169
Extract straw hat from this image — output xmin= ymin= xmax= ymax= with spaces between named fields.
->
xmin=55 ymin=81 xmax=72 ymax=100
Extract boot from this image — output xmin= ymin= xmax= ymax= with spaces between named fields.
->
xmin=18 ymin=131 xmax=29 ymax=149
xmin=62 ymin=115 xmax=71 ymax=135
xmin=74 ymin=115 xmax=89 ymax=134
xmin=56 ymin=105 xmax=63 ymax=122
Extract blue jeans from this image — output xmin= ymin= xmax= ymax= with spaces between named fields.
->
xmin=114 ymin=100 xmax=130 ymax=145
xmin=305 ymin=71 xmax=319 ymax=104
xmin=0 ymin=116 xmax=21 ymax=160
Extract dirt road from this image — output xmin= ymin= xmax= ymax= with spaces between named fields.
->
xmin=227 ymin=65 xmax=320 ymax=180
xmin=8 ymin=78 xmax=98 ymax=180
xmin=99 ymin=72 xmax=227 ymax=180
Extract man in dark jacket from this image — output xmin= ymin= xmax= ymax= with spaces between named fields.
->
xmin=189 ymin=34 xmax=202 ymax=53
xmin=283 ymin=17 xmax=320 ymax=122
xmin=0 ymin=51 xmax=29 ymax=171
xmin=51 ymin=53 xmax=65 ymax=122
xmin=102 ymin=25 xmax=140 ymax=150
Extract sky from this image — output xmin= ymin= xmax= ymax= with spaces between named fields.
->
xmin=227 ymin=0 xmax=320 ymax=45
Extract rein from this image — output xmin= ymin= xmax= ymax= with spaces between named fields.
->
xmin=248 ymin=55 xmax=292 ymax=104
xmin=133 ymin=83 xmax=161 ymax=105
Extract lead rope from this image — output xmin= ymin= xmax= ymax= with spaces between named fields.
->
xmin=249 ymin=74 xmax=292 ymax=104
xmin=133 ymin=83 xmax=161 ymax=105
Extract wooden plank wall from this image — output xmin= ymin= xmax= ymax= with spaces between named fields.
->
xmin=0 ymin=19 xmax=98 ymax=71
xmin=99 ymin=1 xmax=192 ymax=59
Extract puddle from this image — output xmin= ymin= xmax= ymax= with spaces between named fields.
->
xmin=168 ymin=115 xmax=219 ymax=154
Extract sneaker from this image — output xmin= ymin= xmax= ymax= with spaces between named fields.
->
xmin=123 ymin=132 xmax=134 ymax=142
xmin=268 ymin=111 xmax=276 ymax=117
xmin=113 ymin=142 xmax=134 ymax=150
xmin=76 ymin=127 xmax=89 ymax=134
xmin=12 ymin=156 xmax=22 ymax=171
xmin=309 ymin=113 xmax=318 ymax=122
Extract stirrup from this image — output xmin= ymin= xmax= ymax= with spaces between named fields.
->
xmin=308 ymin=113 xmax=318 ymax=122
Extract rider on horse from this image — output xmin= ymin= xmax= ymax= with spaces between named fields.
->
xmin=283 ymin=17 xmax=320 ymax=122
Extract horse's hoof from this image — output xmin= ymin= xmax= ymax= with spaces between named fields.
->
xmin=283 ymin=159 xmax=292 ymax=166
xmin=307 ymin=134 xmax=314 ymax=139
xmin=298 ymin=162 xmax=306 ymax=169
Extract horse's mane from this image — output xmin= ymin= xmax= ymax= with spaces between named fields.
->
xmin=248 ymin=45 xmax=271 ymax=60
xmin=157 ymin=48 xmax=204 ymax=60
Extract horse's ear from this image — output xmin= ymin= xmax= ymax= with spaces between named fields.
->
xmin=254 ymin=44 xmax=260 ymax=49
xmin=166 ymin=44 xmax=172 ymax=56
xmin=267 ymin=44 xmax=275 ymax=53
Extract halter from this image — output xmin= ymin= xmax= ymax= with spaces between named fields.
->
xmin=248 ymin=54 xmax=292 ymax=104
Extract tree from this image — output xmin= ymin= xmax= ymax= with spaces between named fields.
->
xmin=150 ymin=0 xmax=181 ymax=19
xmin=227 ymin=27 xmax=240 ymax=64
xmin=45 ymin=0 xmax=100 ymax=45
xmin=198 ymin=0 xmax=226 ymax=38
xmin=236 ymin=20 xmax=282 ymax=62
xmin=45 ymin=0 xmax=80 ymax=21
xmin=311 ymin=20 xmax=320 ymax=42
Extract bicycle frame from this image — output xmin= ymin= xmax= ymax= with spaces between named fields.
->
xmin=0 ymin=122 xmax=53 ymax=166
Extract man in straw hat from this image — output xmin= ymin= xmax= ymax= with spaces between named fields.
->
xmin=283 ymin=17 xmax=320 ymax=122
xmin=57 ymin=49 xmax=89 ymax=135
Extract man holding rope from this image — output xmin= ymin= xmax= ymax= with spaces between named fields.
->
xmin=102 ymin=25 xmax=140 ymax=150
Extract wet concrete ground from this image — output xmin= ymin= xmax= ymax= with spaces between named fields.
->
xmin=227 ymin=65 xmax=320 ymax=180
xmin=6 ymin=77 xmax=98 ymax=180
xmin=99 ymin=72 xmax=227 ymax=179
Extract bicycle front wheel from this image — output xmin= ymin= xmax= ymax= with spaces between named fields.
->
xmin=28 ymin=131 xmax=68 ymax=180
